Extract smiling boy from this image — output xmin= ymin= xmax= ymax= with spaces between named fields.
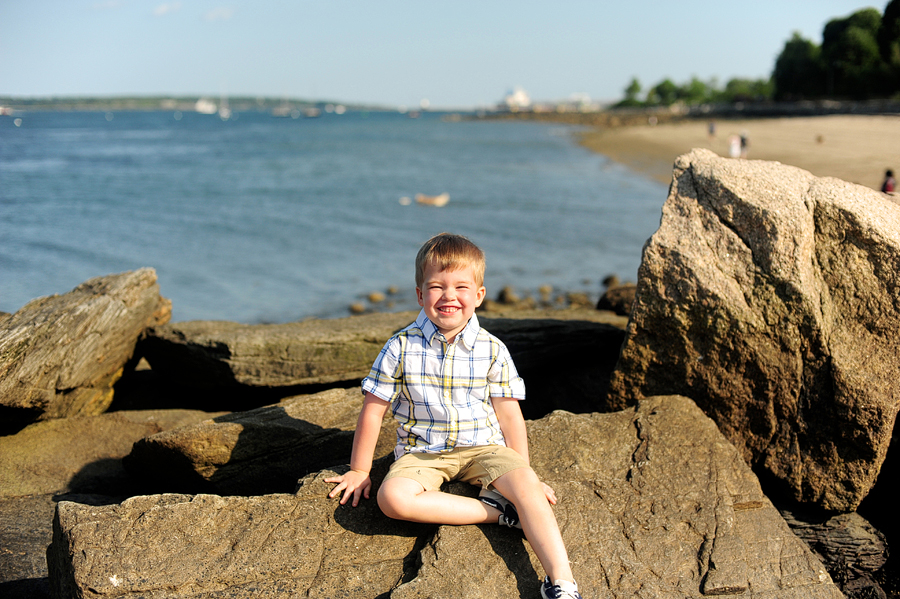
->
xmin=326 ymin=232 xmax=583 ymax=599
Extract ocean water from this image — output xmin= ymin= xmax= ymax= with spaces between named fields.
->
xmin=0 ymin=110 xmax=668 ymax=323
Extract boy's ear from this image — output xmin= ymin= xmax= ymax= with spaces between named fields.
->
xmin=475 ymin=286 xmax=486 ymax=306
xmin=416 ymin=287 xmax=424 ymax=306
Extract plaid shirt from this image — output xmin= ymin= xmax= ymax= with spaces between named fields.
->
xmin=362 ymin=309 xmax=526 ymax=458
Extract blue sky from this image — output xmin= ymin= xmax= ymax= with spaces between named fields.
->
xmin=0 ymin=0 xmax=883 ymax=108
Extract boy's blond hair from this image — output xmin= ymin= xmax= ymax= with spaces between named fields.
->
xmin=415 ymin=233 xmax=486 ymax=288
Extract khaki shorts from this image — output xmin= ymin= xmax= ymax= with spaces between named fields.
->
xmin=383 ymin=445 xmax=529 ymax=492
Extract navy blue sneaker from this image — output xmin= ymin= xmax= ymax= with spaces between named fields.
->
xmin=478 ymin=488 xmax=521 ymax=529
xmin=540 ymin=576 xmax=583 ymax=599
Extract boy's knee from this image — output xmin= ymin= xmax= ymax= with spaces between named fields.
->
xmin=494 ymin=467 xmax=542 ymax=499
xmin=377 ymin=479 xmax=410 ymax=519
xmin=499 ymin=465 xmax=539 ymax=485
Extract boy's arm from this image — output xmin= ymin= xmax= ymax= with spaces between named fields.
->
xmin=492 ymin=396 xmax=557 ymax=505
xmin=491 ymin=396 xmax=530 ymax=463
xmin=325 ymin=392 xmax=390 ymax=506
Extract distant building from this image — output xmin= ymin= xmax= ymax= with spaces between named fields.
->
xmin=499 ymin=87 xmax=532 ymax=112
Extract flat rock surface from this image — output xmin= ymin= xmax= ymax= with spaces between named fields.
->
xmin=50 ymin=396 xmax=842 ymax=598
xmin=0 ymin=409 xmax=224 ymax=498
xmin=609 ymin=148 xmax=900 ymax=512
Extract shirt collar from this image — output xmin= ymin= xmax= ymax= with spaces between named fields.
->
xmin=415 ymin=309 xmax=481 ymax=350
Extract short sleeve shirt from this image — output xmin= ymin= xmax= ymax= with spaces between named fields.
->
xmin=362 ymin=310 xmax=526 ymax=459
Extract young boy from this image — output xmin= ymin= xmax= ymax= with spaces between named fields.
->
xmin=326 ymin=232 xmax=583 ymax=599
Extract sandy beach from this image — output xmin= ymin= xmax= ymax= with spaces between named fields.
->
xmin=579 ymin=115 xmax=900 ymax=191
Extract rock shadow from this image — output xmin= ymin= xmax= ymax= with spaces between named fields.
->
xmin=124 ymin=405 xmax=359 ymax=496
xmin=0 ymin=577 xmax=51 ymax=599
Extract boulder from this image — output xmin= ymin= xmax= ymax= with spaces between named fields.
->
xmin=138 ymin=310 xmax=626 ymax=417
xmin=596 ymin=282 xmax=636 ymax=315
xmin=1 ymin=494 xmax=55 ymax=599
xmin=781 ymin=510 xmax=887 ymax=596
xmin=139 ymin=311 xmax=415 ymax=390
xmin=49 ymin=396 xmax=842 ymax=598
xmin=608 ymin=149 xmax=900 ymax=512
xmin=0 ymin=493 xmax=120 ymax=598
xmin=49 ymin=461 xmax=427 ymax=599
xmin=0 ymin=269 xmax=171 ymax=429
xmin=0 ymin=409 xmax=224 ymax=498
xmin=125 ymin=388 xmax=396 ymax=495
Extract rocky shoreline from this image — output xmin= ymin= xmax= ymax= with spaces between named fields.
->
xmin=2 ymin=150 xmax=899 ymax=598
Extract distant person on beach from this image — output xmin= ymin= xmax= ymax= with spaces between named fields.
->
xmin=728 ymin=134 xmax=741 ymax=158
xmin=326 ymin=232 xmax=584 ymax=599
xmin=881 ymin=169 xmax=895 ymax=193
xmin=740 ymin=132 xmax=749 ymax=159
xmin=708 ymin=121 xmax=716 ymax=140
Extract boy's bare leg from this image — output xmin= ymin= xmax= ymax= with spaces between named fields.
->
xmin=491 ymin=467 xmax=575 ymax=584
xmin=377 ymin=476 xmax=501 ymax=525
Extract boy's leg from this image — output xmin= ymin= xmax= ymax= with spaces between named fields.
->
xmin=377 ymin=475 xmax=502 ymax=525
xmin=490 ymin=467 xmax=575 ymax=585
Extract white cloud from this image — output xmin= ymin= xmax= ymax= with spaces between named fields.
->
xmin=153 ymin=2 xmax=182 ymax=17
xmin=204 ymin=7 xmax=234 ymax=21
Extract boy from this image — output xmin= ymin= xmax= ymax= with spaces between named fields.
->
xmin=326 ymin=232 xmax=583 ymax=599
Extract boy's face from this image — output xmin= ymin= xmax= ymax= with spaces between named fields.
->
xmin=416 ymin=262 xmax=485 ymax=343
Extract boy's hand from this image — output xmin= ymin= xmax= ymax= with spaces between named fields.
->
xmin=325 ymin=469 xmax=372 ymax=507
xmin=542 ymin=482 xmax=558 ymax=505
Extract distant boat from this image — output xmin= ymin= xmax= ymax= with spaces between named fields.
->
xmin=304 ymin=107 xmax=322 ymax=118
xmin=271 ymin=103 xmax=293 ymax=117
xmin=195 ymin=98 xmax=217 ymax=114
xmin=415 ymin=192 xmax=450 ymax=207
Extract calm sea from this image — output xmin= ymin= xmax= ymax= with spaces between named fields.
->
xmin=0 ymin=110 xmax=667 ymax=323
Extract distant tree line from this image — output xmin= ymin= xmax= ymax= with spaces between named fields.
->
xmin=618 ymin=0 xmax=900 ymax=107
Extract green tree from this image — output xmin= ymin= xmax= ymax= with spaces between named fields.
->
xmin=722 ymin=78 xmax=773 ymax=102
xmin=878 ymin=0 xmax=900 ymax=92
xmin=625 ymin=78 xmax=642 ymax=100
xmin=676 ymin=77 xmax=712 ymax=104
xmin=646 ymin=78 xmax=678 ymax=105
xmin=616 ymin=77 xmax=644 ymax=107
xmin=878 ymin=0 xmax=900 ymax=63
xmin=821 ymin=8 xmax=885 ymax=97
xmin=772 ymin=32 xmax=825 ymax=100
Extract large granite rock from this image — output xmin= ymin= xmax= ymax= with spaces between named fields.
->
xmin=49 ymin=396 xmax=842 ymax=598
xmin=139 ymin=310 xmax=626 ymax=418
xmin=125 ymin=388 xmax=396 ymax=495
xmin=0 ymin=409 xmax=224 ymax=498
xmin=0 ymin=269 xmax=171 ymax=429
xmin=608 ymin=149 xmax=900 ymax=513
